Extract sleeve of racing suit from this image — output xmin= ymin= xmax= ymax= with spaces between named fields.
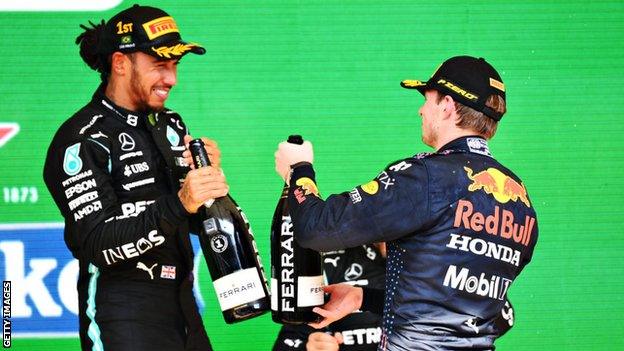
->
xmin=287 ymin=160 xmax=430 ymax=252
xmin=44 ymin=136 xmax=189 ymax=268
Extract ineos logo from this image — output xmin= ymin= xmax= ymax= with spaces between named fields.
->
xmin=210 ymin=235 xmax=228 ymax=253
xmin=344 ymin=263 xmax=363 ymax=281
xmin=118 ymin=133 xmax=135 ymax=151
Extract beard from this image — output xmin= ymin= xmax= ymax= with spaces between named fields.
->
xmin=128 ymin=64 xmax=164 ymax=113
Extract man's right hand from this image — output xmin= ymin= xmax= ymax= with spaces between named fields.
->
xmin=306 ymin=332 xmax=343 ymax=351
xmin=178 ymin=166 xmax=228 ymax=214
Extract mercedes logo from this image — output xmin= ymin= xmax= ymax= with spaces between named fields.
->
xmin=344 ymin=263 xmax=363 ymax=281
xmin=119 ymin=133 xmax=135 ymax=151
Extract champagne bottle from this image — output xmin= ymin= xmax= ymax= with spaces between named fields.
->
xmin=190 ymin=138 xmax=270 ymax=324
xmin=271 ymin=135 xmax=324 ymax=324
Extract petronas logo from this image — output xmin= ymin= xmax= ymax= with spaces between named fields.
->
xmin=63 ymin=143 xmax=83 ymax=176
xmin=166 ymin=125 xmax=179 ymax=146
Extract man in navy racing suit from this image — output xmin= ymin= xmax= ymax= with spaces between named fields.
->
xmin=274 ymin=56 xmax=538 ymax=350
xmin=43 ymin=5 xmax=227 ymax=350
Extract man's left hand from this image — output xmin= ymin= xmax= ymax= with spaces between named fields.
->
xmin=182 ymin=135 xmax=221 ymax=169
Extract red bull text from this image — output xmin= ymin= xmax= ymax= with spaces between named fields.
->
xmin=454 ymin=200 xmax=535 ymax=247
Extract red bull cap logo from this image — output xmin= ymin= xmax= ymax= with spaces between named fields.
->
xmin=464 ymin=167 xmax=531 ymax=207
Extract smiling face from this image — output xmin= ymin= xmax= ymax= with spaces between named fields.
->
xmin=126 ymin=52 xmax=178 ymax=112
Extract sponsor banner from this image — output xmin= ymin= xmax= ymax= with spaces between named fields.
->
xmin=0 ymin=223 xmax=203 ymax=337
xmin=0 ymin=223 xmax=75 ymax=337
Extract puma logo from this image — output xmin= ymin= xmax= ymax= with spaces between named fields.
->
xmin=284 ymin=338 xmax=303 ymax=348
xmin=324 ymin=256 xmax=340 ymax=267
xmin=137 ymin=262 xmax=157 ymax=280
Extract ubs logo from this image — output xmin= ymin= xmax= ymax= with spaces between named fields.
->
xmin=344 ymin=263 xmax=363 ymax=281
xmin=118 ymin=133 xmax=135 ymax=151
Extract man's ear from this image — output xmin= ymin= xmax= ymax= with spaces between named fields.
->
xmin=441 ymin=95 xmax=456 ymax=119
xmin=110 ymin=52 xmax=128 ymax=76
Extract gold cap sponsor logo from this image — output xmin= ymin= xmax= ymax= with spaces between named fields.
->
xmin=401 ymin=80 xmax=426 ymax=88
xmin=437 ymin=79 xmax=478 ymax=101
xmin=143 ymin=16 xmax=179 ymax=40
xmin=489 ymin=78 xmax=505 ymax=92
xmin=151 ymin=43 xmax=198 ymax=58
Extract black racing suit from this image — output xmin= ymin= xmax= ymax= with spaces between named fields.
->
xmin=273 ymin=244 xmax=386 ymax=351
xmin=287 ymin=136 xmax=539 ymax=350
xmin=43 ymin=85 xmax=212 ymax=351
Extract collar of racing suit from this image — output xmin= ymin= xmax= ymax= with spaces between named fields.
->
xmin=91 ymin=83 xmax=155 ymax=130
xmin=436 ymin=135 xmax=493 ymax=157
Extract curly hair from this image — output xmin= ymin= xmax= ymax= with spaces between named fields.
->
xmin=75 ymin=20 xmax=110 ymax=81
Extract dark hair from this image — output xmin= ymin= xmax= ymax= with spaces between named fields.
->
xmin=75 ymin=20 xmax=110 ymax=81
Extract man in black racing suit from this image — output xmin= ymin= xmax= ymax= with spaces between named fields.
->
xmin=43 ymin=5 xmax=226 ymax=351
xmin=273 ymin=244 xmax=386 ymax=351
xmin=274 ymin=56 xmax=539 ymax=350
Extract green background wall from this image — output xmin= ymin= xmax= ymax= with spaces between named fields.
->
xmin=1 ymin=0 xmax=622 ymax=349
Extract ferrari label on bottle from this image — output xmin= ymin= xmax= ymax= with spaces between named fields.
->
xmin=297 ymin=275 xmax=324 ymax=307
xmin=214 ymin=268 xmax=266 ymax=311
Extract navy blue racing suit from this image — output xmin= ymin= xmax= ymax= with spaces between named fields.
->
xmin=287 ymin=136 xmax=538 ymax=350
xmin=43 ymin=85 xmax=212 ymax=351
